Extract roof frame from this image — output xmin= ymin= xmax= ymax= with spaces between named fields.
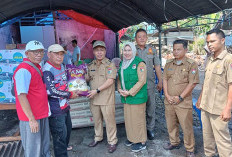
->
xmin=0 ymin=0 xmax=232 ymax=32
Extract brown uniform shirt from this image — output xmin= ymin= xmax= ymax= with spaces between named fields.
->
xmin=200 ymin=50 xmax=232 ymax=115
xmin=86 ymin=58 xmax=117 ymax=105
xmin=136 ymin=45 xmax=160 ymax=89
xmin=163 ymin=57 xmax=199 ymax=108
xmin=117 ymin=62 xmax=147 ymax=96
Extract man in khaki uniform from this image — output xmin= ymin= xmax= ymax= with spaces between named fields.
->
xmin=135 ymin=29 xmax=163 ymax=140
xmin=86 ymin=40 xmax=118 ymax=153
xmin=163 ymin=40 xmax=199 ymax=157
xmin=196 ymin=29 xmax=232 ymax=157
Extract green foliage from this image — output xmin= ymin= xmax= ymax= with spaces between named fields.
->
xmin=124 ymin=23 xmax=146 ymax=41
xmin=188 ymin=43 xmax=193 ymax=51
xmin=193 ymin=38 xmax=206 ymax=55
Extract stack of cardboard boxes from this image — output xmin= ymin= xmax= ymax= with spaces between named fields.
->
xmin=0 ymin=49 xmax=26 ymax=103
xmin=69 ymin=92 xmax=124 ymax=128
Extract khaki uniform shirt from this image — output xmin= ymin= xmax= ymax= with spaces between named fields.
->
xmin=86 ymin=58 xmax=117 ymax=105
xmin=136 ymin=45 xmax=160 ymax=89
xmin=163 ymin=57 xmax=199 ymax=108
xmin=117 ymin=62 xmax=147 ymax=96
xmin=200 ymin=50 xmax=232 ymax=115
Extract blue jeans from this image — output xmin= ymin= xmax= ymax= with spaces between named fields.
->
xmin=49 ymin=111 xmax=72 ymax=157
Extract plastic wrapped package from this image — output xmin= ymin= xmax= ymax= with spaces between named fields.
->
xmin=66 ymin=64 xmax=89 ymax=96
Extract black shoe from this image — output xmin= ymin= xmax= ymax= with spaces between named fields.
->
xmin=124 ymin=140 xmax=133 ymax=147
xmin=147 ymin=130 xmax=155 ymax=140
xmin=131 ymin=143 xmax=146 ymax=152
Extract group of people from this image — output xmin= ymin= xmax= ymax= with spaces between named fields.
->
xmin=13 ymin=28 xmax=232 ymax=157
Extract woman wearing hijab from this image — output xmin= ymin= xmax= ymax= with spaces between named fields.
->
xmin=117 ymin=42 xmax=148 ymax=152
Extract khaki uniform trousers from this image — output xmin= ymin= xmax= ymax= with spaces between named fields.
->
xmin=201 ymin=110 xmax=232 ymax=157
xmin=146 ymin=88 xmax=156 ymax=131
xmin=90 ymin=104 xmax=118 ymax=145
xmin=165 ymin=104 xmax=195 ymax=152
xmin=124 ymin=103 xmax=147 ymax=143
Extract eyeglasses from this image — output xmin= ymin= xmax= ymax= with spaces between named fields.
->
xmin=30 ymin=50 xmax=44 ymax=55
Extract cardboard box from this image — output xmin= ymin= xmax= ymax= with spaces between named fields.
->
xmin=68 ymin=96 xmax=89 ymax=104
xmin=0 ymin=79 xmax=15 ymax=103
xmin=70 ymin=107 xmax=124 ymax=119
xmin=0 ymin=63 xmax=19 ymax=77
xmin=6 ymin=44 xmax=17 ymax=50
xmin=17 ymin=44 xmax=26 ymax=50
xmin=70 ymin=101 xmax=90 ymax=111
xmin=0 ymin=49 xmax=26 ymax=63
xmin=70 ymin=101 xmax=123 ymax=111
xmin=71 ymin=115 xmax=124 ymax=128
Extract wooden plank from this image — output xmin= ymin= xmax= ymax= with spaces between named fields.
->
xmin=0 ymin=103 xmax=16 ymax=110
xmin=0 ymin=103 xmax=19 ymax=142
xmin=0 ymin=136 xmax=21 ymax=142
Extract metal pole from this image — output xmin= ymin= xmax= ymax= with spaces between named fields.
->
xmin=115 ymin=32 xmax=119 ymax=58
xmin=158 ymin=25 xmax=162 ymax=65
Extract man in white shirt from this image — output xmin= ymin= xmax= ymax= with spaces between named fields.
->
xmin=62 ymin=45 xmax=72 ymax=65
xmin=71 ymin=39 xmax=81 ymax=65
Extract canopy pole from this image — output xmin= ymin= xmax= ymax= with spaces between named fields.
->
xmin=52 ymin=11 xmax=58 ymax=44
xmin=158 ymin=24 xmax=162 ymax=64
xmin=115 ymin=32 xmax=119 ymax=58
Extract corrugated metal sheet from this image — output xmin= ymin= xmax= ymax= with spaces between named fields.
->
xmin=0 ymin=141 xmax=24 ymax=157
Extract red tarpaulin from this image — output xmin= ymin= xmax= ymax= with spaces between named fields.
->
xmin=118 ymin=28 xmax=128 ymax=42
xmin=59 ymin=10 xmax=109 ymax=30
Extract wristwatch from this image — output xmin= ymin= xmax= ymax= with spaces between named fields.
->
xmin=179 ymin=95 xmax=184 ymax=102
xmin=96 ymin=88 xmax=101 ymax=93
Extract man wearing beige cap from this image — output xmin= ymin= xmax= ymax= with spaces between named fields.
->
xmin=86 ymin=40 xmax=118 ymax=153
xmin=43 ymin=44 xmax=79 ymax=157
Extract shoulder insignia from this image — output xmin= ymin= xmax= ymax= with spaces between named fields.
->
xmin=186 ymin=58 xmax=194 ymax=64
xmin=107 ymin=63 xmax=114 ymax=68
xmin=105 ymin=59 xmax=111 ymax=65
xmin=89 ymin=60 xmax=94 ymax=65
xmin=166 ymin=59 xmax=174 ymax=64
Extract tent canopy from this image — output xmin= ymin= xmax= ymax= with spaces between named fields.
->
xmin=0 ymin=0 xmax=232 ymax=32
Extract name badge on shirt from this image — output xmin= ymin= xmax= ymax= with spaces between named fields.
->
xmin=147 ymin=48 xmax=153 ymax=55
